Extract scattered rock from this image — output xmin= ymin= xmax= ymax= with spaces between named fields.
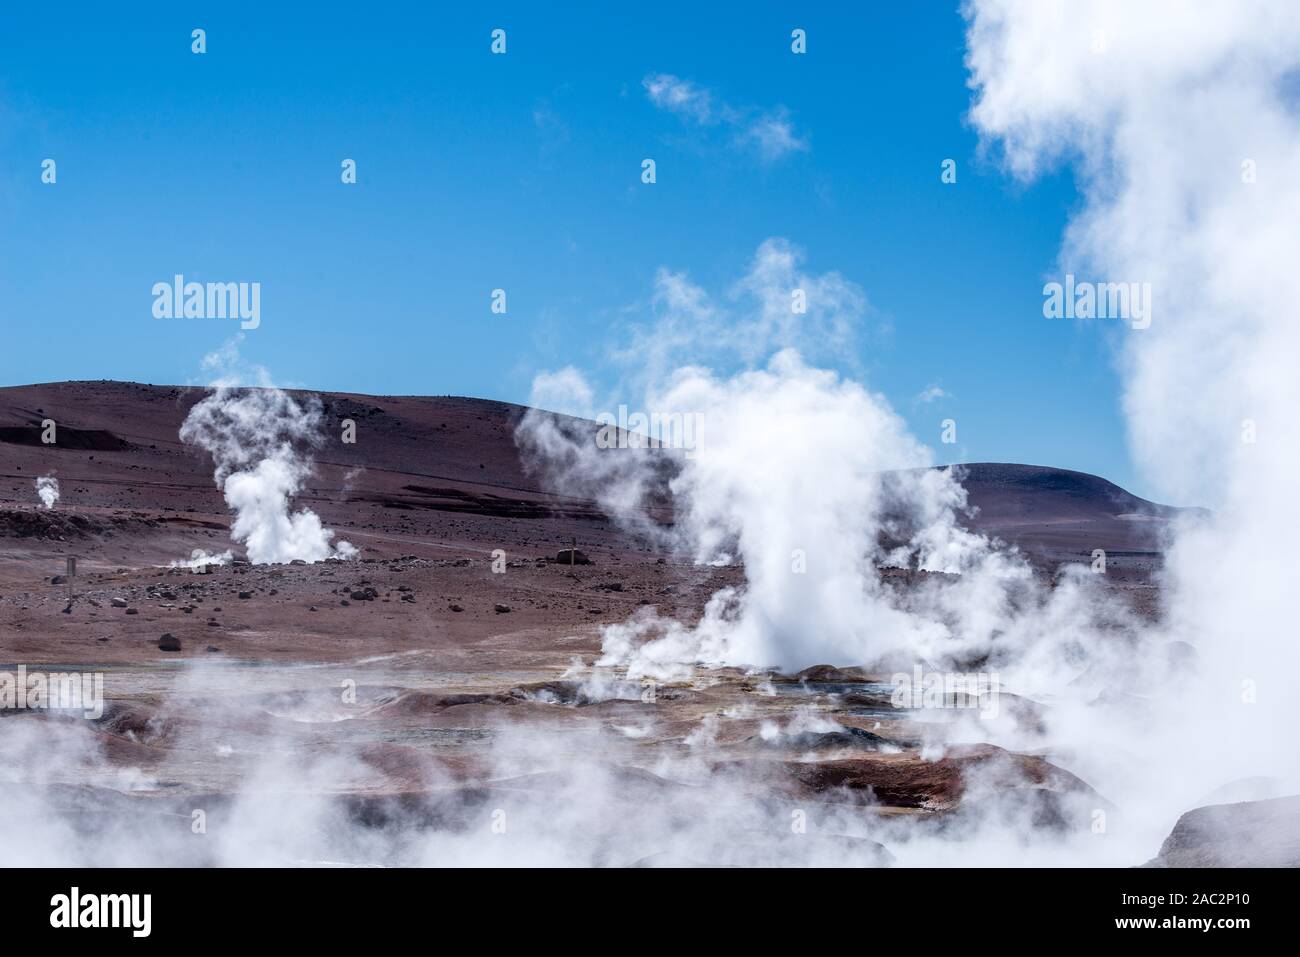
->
xmin=494 ymin=603 xmax=512 ymax=614
xmin=157 ymin=633 xmax=181 ymax=652
xmin=111 ymin=597 xmax=128 ymax=608
xmin=556 ymin=548 xmax=593 ymax=565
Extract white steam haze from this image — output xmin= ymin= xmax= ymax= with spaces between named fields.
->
xmin=960 ymin=0 xmax=1300 ymax=850
xmin=180 ymin=350 xmax=356 ymax=565
xmin=169 ymin=548 xmax=233 ymax=570
xmin=35 ymin=474 xmax=59 ymax=509
xmin=4 ymin=2 xmax=1297 ymax=868
xmin=508 ymin=0 xmax=1300 ymax=862
xmin=0 ymin=662 xmax=899 ymax=867
xmin=520 ymin=240 xmax=1070 ymax=681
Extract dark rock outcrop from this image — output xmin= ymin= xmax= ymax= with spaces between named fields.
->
xmin=1145 ymin=795 xmax=1300 ymax=867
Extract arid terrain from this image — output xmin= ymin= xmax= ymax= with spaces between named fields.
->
xmin=0 ymin=380 xmax=1274 ymax=867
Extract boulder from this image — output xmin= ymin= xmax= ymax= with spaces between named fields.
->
xmin=789 ymin=664 xmax=873 ymax=684
xmin=1145 ymin=795 xmax=1300 ymax=867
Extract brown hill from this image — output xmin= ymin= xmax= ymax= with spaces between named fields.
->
xmin=0 ymin=381 xmax=1189 ymax=577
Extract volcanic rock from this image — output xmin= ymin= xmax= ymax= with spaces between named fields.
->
xmin=719 ymin=743 xmax=1096 ymax=813
xmin=789 ymin=664 xmax=873 ymax=683
xmin=1145 ymin=795 xmax=1300 ymax=867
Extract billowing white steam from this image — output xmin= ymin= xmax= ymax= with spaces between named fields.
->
xmin=169 ymin=548 xmax=233 ymax=570
xmin=34 ymin=475 xmax=59 ymax=510
xmin=181 ymin=385 xmax=356 ymax=565
xmin=5 ymin=6 xmax=1297 ymax=868
xmin=599 ymin=353 xmax=1005 ymax=674
xmin=519 ymin=241 xmax=1045 ymax=678
xmin=964 ymin=0 xmax=1300 ymax=841
xmin=520 ymin=0 xmax=1300 ymax=856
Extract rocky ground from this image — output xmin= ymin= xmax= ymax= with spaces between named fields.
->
xmin=1 ymin=380 xmax=1272 ymax=867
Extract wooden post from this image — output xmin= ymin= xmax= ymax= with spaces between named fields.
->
xmin=66 ymin=556 xmax=76 ymax=607
xmin=570 ymin=537 xmax=576 ymax=566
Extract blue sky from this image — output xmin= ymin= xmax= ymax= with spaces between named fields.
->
xmin=0 ymin=3 xmax=1151 ymax=497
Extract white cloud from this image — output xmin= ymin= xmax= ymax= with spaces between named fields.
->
xmin=916 ymin=384 xmax=950 ymax=404
xmin=740 ymin=108 xmax=809 ymax=160
xmin=642 ymin=73 xmax=716 ymax=124
xmin=642 ymin=73 xmax=808 ymax=161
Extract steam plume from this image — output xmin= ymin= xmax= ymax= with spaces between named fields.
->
xmin=964 ymin=0 xmax=1300 ymax=842
xmin=518 ymin=241 xmax=1038 ymax=678
xmin=180 ymin=376 xmax=356 ymax=566
xmin=35 ymin=475 xmax=59 ymax=510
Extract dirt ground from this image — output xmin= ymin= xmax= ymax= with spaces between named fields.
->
xmin=0 ymin=380 xmax=1189 ymax=866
